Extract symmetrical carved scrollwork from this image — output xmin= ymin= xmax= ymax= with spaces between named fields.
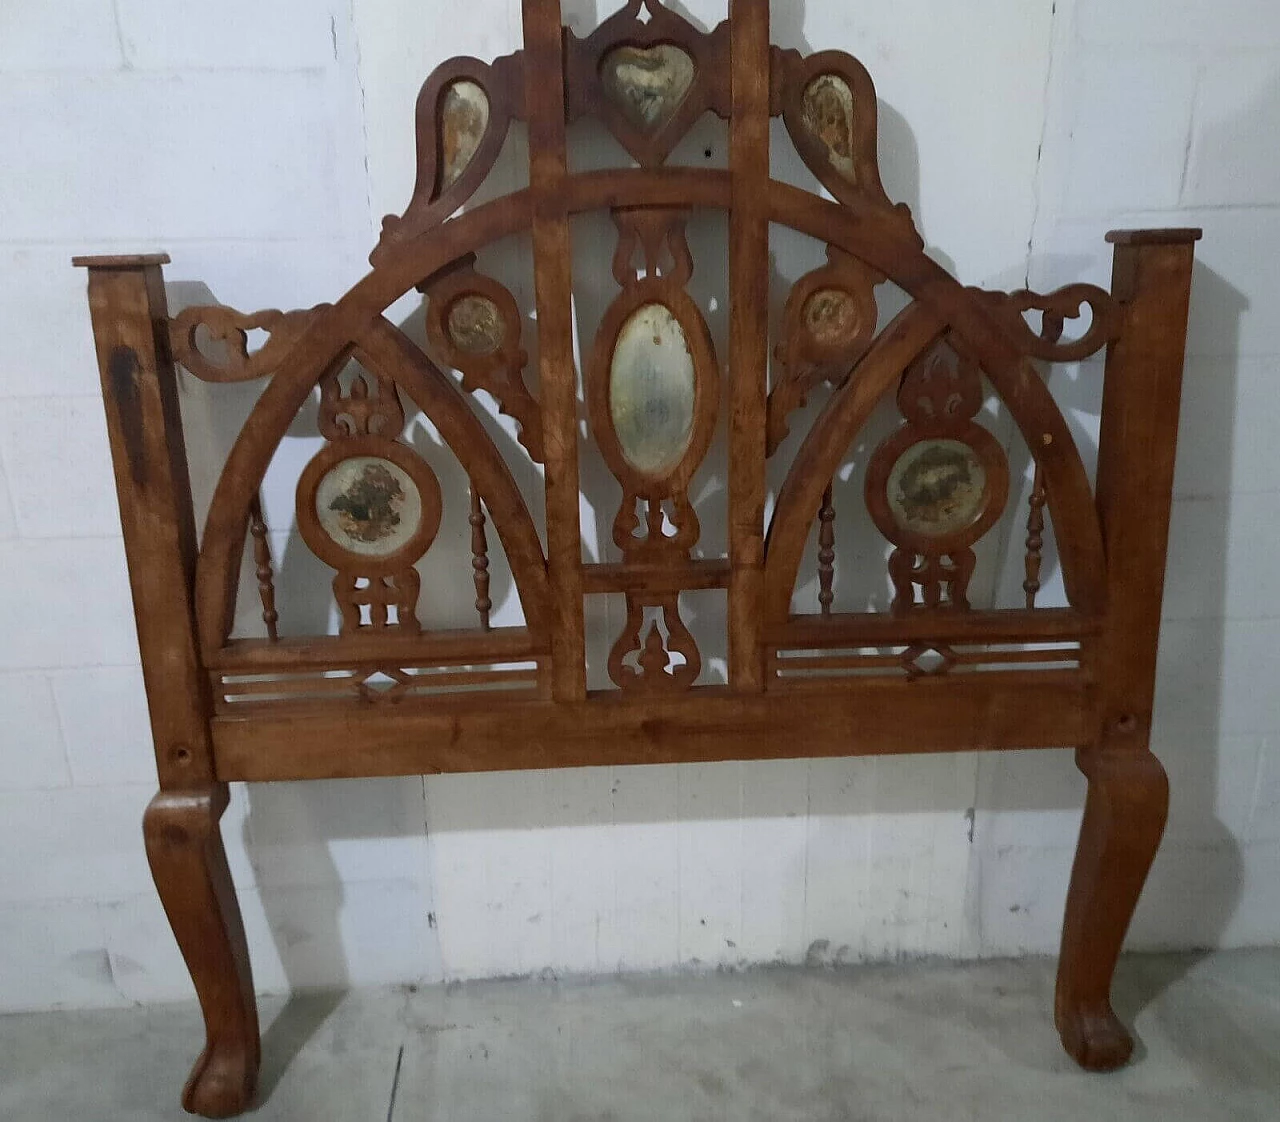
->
xmin=768 ymin=246 xmax=884 ymax=454
xmin=565 ymin=0 xmax=732 ymax=167
xmin=607 ymin=594 xmax=701 ymax=693
xmin=978 ymin=283 xmax=1121 ymax=362
xmin=424 ymin=262 xmax=544 ymax=462
xmin=865 ymin=339 xmax=1010 ymax=613
xmin=169 ymin=305 xmax=319 ymax=382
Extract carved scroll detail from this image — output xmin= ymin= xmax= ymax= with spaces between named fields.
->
xmin=768 ymin=247 xmax=883 ymax=455
xmin=169 ymin=306 xmax=319 ymax=383
xmin=424 ymin=262 xmax=543 ymax=462
xmin=978 ymin=284 xmax=1121 ymax=362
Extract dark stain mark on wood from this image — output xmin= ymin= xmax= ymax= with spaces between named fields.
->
xmin=107 ymin=344 xmax=147 ymax=487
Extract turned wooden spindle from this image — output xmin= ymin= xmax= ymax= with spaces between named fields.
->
xmin=469 ymin=486 xmax=492 ymax=631
xmin=1024 ymin=462 xmax=1046 ymax=610
xmin=817 ymin=480 xmax=836 ymax=615
xmin=248 ymin=493 xmax=279 ymax=642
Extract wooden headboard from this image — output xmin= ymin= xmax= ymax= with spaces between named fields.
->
xmin=76 ymin=0 xmax=1200 ymax=1115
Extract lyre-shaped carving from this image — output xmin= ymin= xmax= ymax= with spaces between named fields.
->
xmin=607 ymin=595 xmax=701 ymax=692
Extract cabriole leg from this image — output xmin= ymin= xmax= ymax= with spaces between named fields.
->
xmin=144 ymin=786 xmax=260 ymax=1117
xmin=1055 ymin=743 xmax=1168 ymax=1070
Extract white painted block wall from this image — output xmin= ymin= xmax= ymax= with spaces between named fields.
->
xmin=1 ymin=0 xmax=1278 ymax=1011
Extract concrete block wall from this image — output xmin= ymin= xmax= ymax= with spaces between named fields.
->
xmin=0 ymin=0 xmax=1277 ymax=1011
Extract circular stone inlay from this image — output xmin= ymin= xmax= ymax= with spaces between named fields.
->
xmin=802 ymin=287 xmax=862 ymax=348
xmin=446 ymin=293 xmax=504 ymax=355
xmin=887 ymin=438 xmax=987 ymax=538
xmin=315 ymin=455 xmax=424 ymax=557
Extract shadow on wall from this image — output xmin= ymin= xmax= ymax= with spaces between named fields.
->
xmin=161 ymin=0 xmax=1251 ymax=1063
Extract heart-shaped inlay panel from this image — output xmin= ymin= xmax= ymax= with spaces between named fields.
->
xmin=601 ymin=44 xmax=696 ymax=133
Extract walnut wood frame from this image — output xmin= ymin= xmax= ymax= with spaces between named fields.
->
xmin=76 ymin=1 xmax=1199 ymax=1115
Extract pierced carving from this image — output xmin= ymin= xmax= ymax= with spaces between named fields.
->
xmin=318 ymin=368 xmax=405 ymax=440
xmin=607 ymin=594 xmax=701 ymax=692
xmin=768 ymin=247 xmax=883 ymax=454
xmin=588 ymin=208 xmax=719 ymax=565
xmin=169 ymin=306 xmax=319 ymax=383
xmin=424 ymin=264 xmax=544 ymax=462
xmin=565 ymin=0 xmax=732 ymax=167
xmin=979 ymin=284 xmax=1121 ymax=362
xmin=334 ymin=571 xmax=422 ymax=635
xmin=866 ymin=340 xmax=1010 ymax=613
xmin=298 ymin=360 xmax=442 ymax=636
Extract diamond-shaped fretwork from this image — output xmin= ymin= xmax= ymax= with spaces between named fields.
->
xmin=356 ymin=667 xmax=410 ymax=703
xmin=901 ymin=644 xmax=955 ymax=680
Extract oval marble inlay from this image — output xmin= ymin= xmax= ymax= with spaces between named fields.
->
xmin=801 ymin=73 xmax=856 ymax=180
xmin=601 ymin=44 xmax=696 ymax=132
xmin=887 ymin=438 xmax=987 ymax=538
xmin=315 ymin=455 xmax=424 ymax=557
xmin=439 ymin=79 xmax=490 ymax=191
xmin=609 ymin=303 xmax=696 ymax=476
xmin=446 ymin=293 xmax=504 ymax=355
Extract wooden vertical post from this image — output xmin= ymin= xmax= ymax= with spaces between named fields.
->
xmin=76 ymin=255 xmax=260 ymax=1117
xmin=1055 ymin=228 xmax=1200 ymax=1071
xmin=523 ymin=0 xmax=587 ymax=701
xmin=726 ymin=0 xmax=771 ymax=690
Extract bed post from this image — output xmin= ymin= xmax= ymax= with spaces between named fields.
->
xmin=1055 ymin=228 xmax=1200 ymax=1070
xmin=76 ymin=255 xmax=260 ymax=1117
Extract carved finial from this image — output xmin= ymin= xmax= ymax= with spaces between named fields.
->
xmin=469 ymin=486 xmax=492 ymax=631
xmin=1024 ymin=462 xmax=1047 ymax=609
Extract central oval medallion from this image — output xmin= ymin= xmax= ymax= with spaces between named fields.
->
xmin=609 ymin=303 xmax=697 ymax=477
xmin=315 ymin=455 xmax=424 ymax=557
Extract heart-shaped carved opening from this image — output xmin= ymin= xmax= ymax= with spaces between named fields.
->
xmin=601 ymin=44 xmax=696 ymax=133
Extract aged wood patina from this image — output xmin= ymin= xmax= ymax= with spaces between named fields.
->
xmin=76 ymin=0 xmax=1200 ymax=1115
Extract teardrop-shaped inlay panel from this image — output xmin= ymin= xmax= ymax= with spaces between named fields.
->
xmin=609 ymin=303 xmax=696 ymax=476
xmin=601 ymin=45 xmax=696 ymax=133
xmin=438 ymin=80 xmax=490 ymax=191
xmin=801 ymin=73 xmax=855 ymax=180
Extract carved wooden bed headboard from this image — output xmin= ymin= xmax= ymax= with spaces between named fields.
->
xmin=76 ymin=0 xmax=1200 ymax=1115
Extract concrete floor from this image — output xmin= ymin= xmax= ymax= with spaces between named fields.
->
xmin=2 ymin=950 xmax=1278 ymax=1121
